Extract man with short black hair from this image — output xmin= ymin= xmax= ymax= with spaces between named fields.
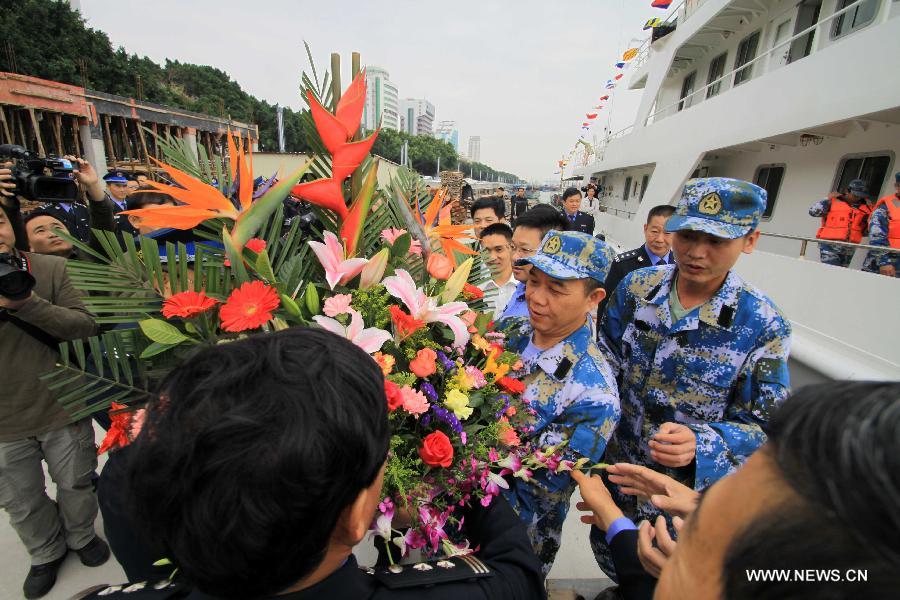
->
xmin=478 ymin=223 xmax=517 ymax=318
xmin=512 ymin=187 xmax=529 ymax=221
xmin=0 ymin=204 xmax=108 ymax=599
xmin=596 ymin=205 xmax=676 ymax=318
xmin=83 ymin=328 xmax=545 ymax=600
xmin=470 ymin=196 xmax=506 ymax=238
xmin=560 ymin=187 xmax=594 ymax=235
xmin=500 ymin=205 xmax=569 ymax=319
xmin=657 ymin=381 xmax=900 ymax=598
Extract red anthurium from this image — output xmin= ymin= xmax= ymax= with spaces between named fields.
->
xmin=291 ymin=178 xmax=349 ymax=219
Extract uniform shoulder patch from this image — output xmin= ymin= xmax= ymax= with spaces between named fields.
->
xmin=754 ymin=358 xmax=789 ymax=386
xmin=615 ymin=249 xmax=639 ymax=262
xmin=373 ymin=555 xmax=493 ymax=590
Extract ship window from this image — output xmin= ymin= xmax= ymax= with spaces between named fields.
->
xmin=835 ymin=154 xmax=892 ymax=198
xmin=831 ymin=0 xmax=880 ymax=39
xmin=733 ymin=31 xmax=761 ymax=86
xmin=754 ymin=165 xmax=785 ymax=219
xmin=679 ymin=71 xmax=697 ymax=111
xmin=641 ymin=174 xmax=650 ymax=200
xmin=624 ymin=176 xmax=633 ymax=200
xmin=706 ymin=53 xmax=727 ymax=98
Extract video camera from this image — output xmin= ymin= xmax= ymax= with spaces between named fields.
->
xmin=0 ymin=144 xmax=79 ymax=203
xmin=0 ymin=253 xmax=36 ymax=300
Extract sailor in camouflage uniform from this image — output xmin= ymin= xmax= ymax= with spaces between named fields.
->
xmin=498 ymin=230 xmax=620 ymax=577
xmin=589 ymin=177 xmax=791 ymax=577
xmin=869 ymin=172 xmax=900 ymax=277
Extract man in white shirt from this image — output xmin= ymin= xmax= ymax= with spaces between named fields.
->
xmin=478 ymin=223 xmax=518 ymax=318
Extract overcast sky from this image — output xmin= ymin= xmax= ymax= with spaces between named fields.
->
xmin=79 ymin=0 xmax=664 ymax=181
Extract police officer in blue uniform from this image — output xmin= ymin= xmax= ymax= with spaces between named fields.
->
xmin=589 ymin=177 xmax=792 ymax=578
xmin=498 ymin=230 xmax=620 ymax=577
xmin=102 ymin=170 xmax=138 ymax=236
xmin=76 ymin=329 xmax=545 ymax=600
xmin=560 ymin=187 xmax=595 ymax=235
xmin=596 ymin=205 xmax=676 ymax=320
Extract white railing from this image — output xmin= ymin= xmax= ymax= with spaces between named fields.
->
xmin=643 ymin=0 xmax=869 ymax=125
xmin=760 ymin=231 xmax=900 ymax=260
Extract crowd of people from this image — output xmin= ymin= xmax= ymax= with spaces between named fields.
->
xmin=0 ymin=158 xmax=898 ymax=600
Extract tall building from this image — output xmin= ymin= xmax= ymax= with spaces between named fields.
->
xmin=434 ymin=120 xmax=459 ymax=151
xmin=363 ymin=67 xmax=400 ymax=131
xmin=467 ymin=136 xmax=481 ymax=162
xmin=401 ymin=98 xmax=435 ymax=136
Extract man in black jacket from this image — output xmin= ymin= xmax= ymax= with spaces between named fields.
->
xmin=80 ymin=328 xmax=545 ymax=600
xmin=596 ymin=205 xmax=675 ymax=320
xmin=561 ymin=187 xmax=594 ymax=235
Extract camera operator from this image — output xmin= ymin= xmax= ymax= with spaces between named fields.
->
xmin=0 ymin=205 xmax=110 ymax=599
xmin=37 ymin=156 xmax=115 ymax=245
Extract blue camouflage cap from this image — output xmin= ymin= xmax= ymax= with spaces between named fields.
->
xmin=665 ymin=177 xmax=766 ymax=239
xmin=520 ymin=230 xmax=617 ymax=284
xmin=847 ymin=178 xmax=870 ymax=197
xmin=103 ymin=170 xmax=130 ymax=184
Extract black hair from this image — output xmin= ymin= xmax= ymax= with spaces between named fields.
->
xmin=23 ymin=209 xmax=66 ymax=228
xmin=723 ymin=382 xmax=900 ymax=598
xmin=583 ymin=278 xmax=603 ymax=295
xmin=562 ymin=187 xmax=581 ymax=201
xmin=126 ymin=328 xmax=391 ymax=598
xmin=126 ymin=187 xmax=176 ymax=211
xmin=479 ymin=222 xmax=513 ymax=241
xmin=497 ymin=186 xmax=504 ymax=191
xmin=470 ymin=196 xmax=505 ymax=219
xmin=513 ymin=204 xmax=569 ymax=237
xmin=646 ymin=204 xmax=675 ymax=223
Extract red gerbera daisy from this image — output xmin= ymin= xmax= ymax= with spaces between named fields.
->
xmin=220 ymin=280 xmax=280 ymax=332
xmin=162 ymin=290 xmax=220 ymax=320
xmin=245 ymin=238 xmax=267 ymax=253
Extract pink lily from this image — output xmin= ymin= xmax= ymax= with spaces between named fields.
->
xmin=308 ymin=231 xmax=367 ymax=290
xmin=313 ymin=308 xmax=391 ymax=354
xmin=381 ymin=269 xmax=471 ymax=347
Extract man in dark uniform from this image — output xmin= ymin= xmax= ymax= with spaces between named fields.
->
xmin=76 ymin=328 xmax=544 ymax=600
xmin=37 ymin=157 xmax=108 ymax=245
xmin=511 ymin=187 xmax=529 ymax=221
xmin=102 ymin=170 xmax=138 ymax=236
xmin=560 ymin=187 xmax=594 ymax=235
xmin=597 ymin=204 xmax=676 ymax=319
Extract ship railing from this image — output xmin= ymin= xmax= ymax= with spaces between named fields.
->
xmin=643 ymin=0 xmax=869 ymax=125
xmin=631 ymin=0 xmax=685 ymax=69
xmin=759 ymin=231 xmax=900 ymax=260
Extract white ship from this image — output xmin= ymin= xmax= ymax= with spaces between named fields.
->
xmin=573 ymin=0 xmax=900 ymax=383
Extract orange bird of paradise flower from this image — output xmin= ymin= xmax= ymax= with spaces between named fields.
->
xmin=411 ymin=188 xmax=475 ymax=268
xmin=119 ymin=131 xmax=310 ymax=258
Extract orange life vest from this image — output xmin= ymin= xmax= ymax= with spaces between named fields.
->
xmin=874 ymin=194 xmax=900 ymax=248
xmin=816 ymin=197 xmax=871 ymax=243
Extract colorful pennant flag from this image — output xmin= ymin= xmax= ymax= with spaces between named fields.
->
xmin=582 ymin=122 xmax=590 ymax=126
xmin=593 ymin=105 xmax=603 ymax=109
xmin=586 ymin=114 xmax=598 ymax=119
xmin=651 ymin=0 xmax=672 ymax=8
xmin=622 ymin=48 xmax=639 ymax=61
xmin=600 ymin=95 xmax=609 ymax=100
xmin=614 ymin=74 xmax=623 ymax=81
xmin=606 ymin=83 xmax=616 ymax=89
xmin=615 ymin=62 xmax=626 ymax=69
xmin=644 ymin=17 xmax=662 ymax=29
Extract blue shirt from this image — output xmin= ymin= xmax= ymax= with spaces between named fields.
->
xmin=499 ymin=281 xmax=528 ymax=319
xmin=643 ymin=244 xmax=672 ymax=266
